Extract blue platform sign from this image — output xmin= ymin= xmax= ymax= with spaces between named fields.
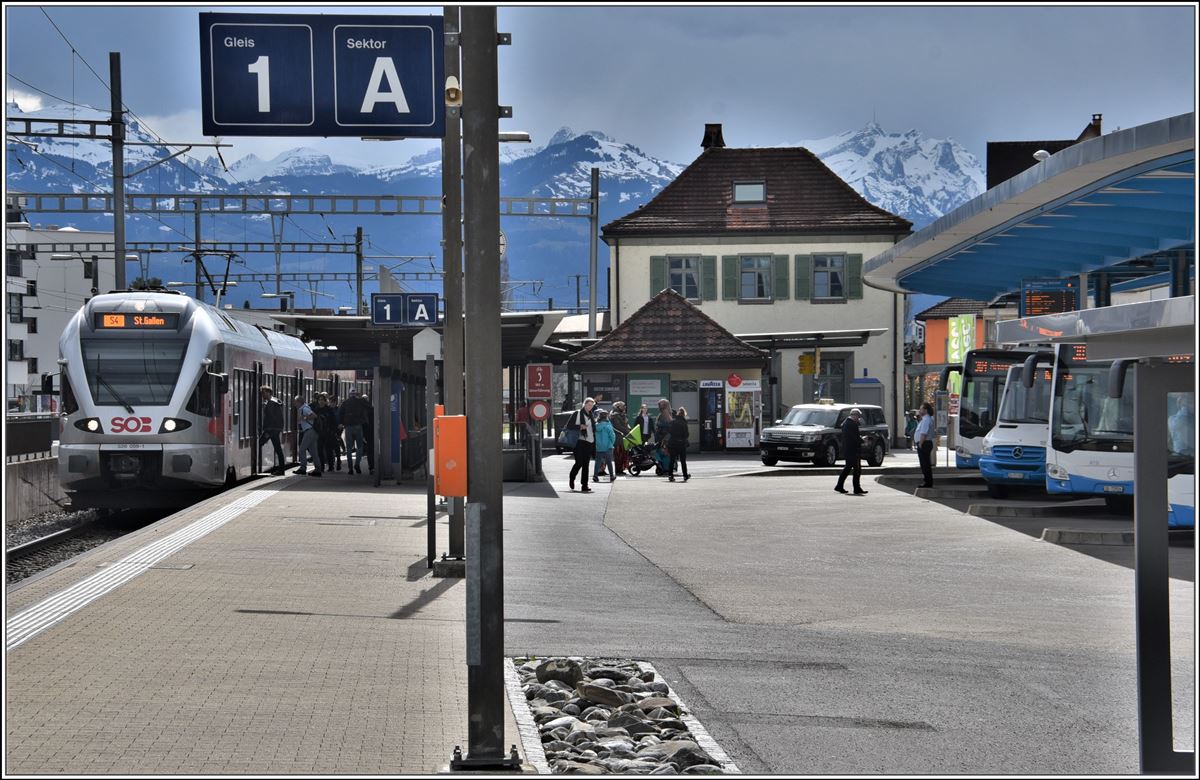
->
xmin=371 ymin=293 xmax=440 ymax=326
xmin=200 ymin=12 xmax=444 ymax=138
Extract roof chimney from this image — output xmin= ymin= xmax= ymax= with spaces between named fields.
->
xmin=1077 ymin=113 xmax=1103 ymax=141
xmin=701 ymin=123 xmax=725 ymax=149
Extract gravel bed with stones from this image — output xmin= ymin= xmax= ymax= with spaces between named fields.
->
xmin=512 ymin=656 xmax=736 ymax=775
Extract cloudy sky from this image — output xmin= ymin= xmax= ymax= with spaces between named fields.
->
xmin=5 ymin=3 xmax=1196 ymax=169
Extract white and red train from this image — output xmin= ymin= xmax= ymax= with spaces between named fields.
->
xmin=57 ymin=291 xmax=366 ymax=509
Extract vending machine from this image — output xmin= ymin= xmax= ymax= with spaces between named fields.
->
xmin=699 ymin=380 xmax=726 ymax=451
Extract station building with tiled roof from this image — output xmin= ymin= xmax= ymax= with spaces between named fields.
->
xmin=599 ymin=123 xmax=912 ymax=448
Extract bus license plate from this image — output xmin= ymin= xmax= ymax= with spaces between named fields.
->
xmin=1103 ymin=485 xmax=1125 ymax=493
xmin=1006 ymin=472 xmax=1024 ymax=480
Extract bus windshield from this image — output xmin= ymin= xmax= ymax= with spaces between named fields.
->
xmin=960 ymin=374 xmax=1003 ymax=437
xmin=999 ymin=365 xmax=1052 ymax=424
xmin=1052 ymin=362 xmax=1134 ymax=453
xmin=81 ymin=338 xmax=188 ymax=407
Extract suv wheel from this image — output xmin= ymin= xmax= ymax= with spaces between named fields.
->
xmin=865 ymin=440 xmax=886 ymax=467
xmin=815 ymin=441 xmax=838 ymax=467
xmin=761 ymin=455 xmax=778 ymax=467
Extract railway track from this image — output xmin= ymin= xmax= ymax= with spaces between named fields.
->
xmin=6 ymin=512 xmax=161 ymax=585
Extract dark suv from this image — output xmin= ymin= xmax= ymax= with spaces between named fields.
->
xmin=760 ymin=403 xmax=890 ymax=467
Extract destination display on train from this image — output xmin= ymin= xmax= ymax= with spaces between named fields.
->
xmin=94 ymin=313 xmax=181 ymax=329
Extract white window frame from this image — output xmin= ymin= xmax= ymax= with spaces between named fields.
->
xmin=733 ymin=181 xmax=766 ymax=203
xmin=812 ymin=253 xmax=846 ymax=300
xmin=739 ymin=255 xmax=773 ymax=301
xmin=668 ymin=256 xmax=701 ymax=302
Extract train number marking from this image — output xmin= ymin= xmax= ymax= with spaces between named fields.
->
xmin=110 ymin=416 xmax=154 ymax=433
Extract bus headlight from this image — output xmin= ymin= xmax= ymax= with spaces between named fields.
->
xmin=1047 ymin=463 xmax=1069 ymax=480
xmin=74 ymin=418 xmax=103 ymax=433
xmin=158 ymin=418 xmax=192 ymax=434
xmin=981 ymin=443 xmax=992 ymax=456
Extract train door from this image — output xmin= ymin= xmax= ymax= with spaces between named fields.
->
xmin=252 ymin=361 xmax=263 ymax=475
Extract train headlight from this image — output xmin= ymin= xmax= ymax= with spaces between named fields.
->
xmin=74 ymin=418 xmax=103 ymax=433
xmin=158 ymin=418 xmax=192 ymax=434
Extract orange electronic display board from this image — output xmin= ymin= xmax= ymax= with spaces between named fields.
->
xmin=94 ymin=313 xmax=180 ymax=329
xmin=1020 ymin=279 xmax=1078 ymax=317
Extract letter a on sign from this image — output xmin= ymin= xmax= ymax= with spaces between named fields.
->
xmin=361 ymin=57 xmax=410 ymax=113
xmin=413 ymin=303 xmax=430 ymax=322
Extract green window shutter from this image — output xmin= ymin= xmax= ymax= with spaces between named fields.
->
xmin=722 ymin=256 xmax=739 ymax=300
xmin=701 ymin=256 xmax=717 ymax=301
xmin=847 ymin=253 xmax=864 ymax=299
xmin=650 ymin=256 xmax=667 ymax=296
xmin=794 ymin=254 xmax=812 ymax=300
xmin=772 ymin=255 xmax=789 ymax=300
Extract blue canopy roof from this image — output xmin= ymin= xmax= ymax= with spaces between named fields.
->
xmin=864 ymin=113 xmax=1194 ymax=298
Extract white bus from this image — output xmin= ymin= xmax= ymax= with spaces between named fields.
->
xmin=1040 ymin=343 xmax=1194 ymax=528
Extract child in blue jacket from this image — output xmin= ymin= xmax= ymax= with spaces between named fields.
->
xmin=593 ymin=410 xmax=617 ymax=482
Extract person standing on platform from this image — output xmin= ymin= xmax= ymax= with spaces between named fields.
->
xmin=611 ymin=401 xmax=631 ymax=475
xmin=667 ymin=407 xmax=691 ymax=482
xmin=633 ymin=403 xmax=653 ymax=447
xmin=568 ymin=397 xmax=597 ymax=493
xmin=915 ymin=402 xmax=935 ymax=488
xmin=259 ymin=385 xmax=285 ymax=474
xmin=593 ymin=409 xmax=616 ymax=482
xmin=834 ymin=407 xmax=867 ymax=495
xmin=315 ymin=393 xmax=340 ymax=473
xmin=339 ymin=390 xmax=369 ymax=474
xmin=293 ymin=396 xmax=322 ymax=477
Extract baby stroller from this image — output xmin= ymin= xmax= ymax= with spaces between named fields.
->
xmin=625 ymin=436 xmax=671 ymax=476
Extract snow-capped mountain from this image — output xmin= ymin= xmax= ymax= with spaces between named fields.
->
xmin=793 ymin=121 xmax=985 ymax=229
xmin=7 ymin=100 xmax=978 ymax=312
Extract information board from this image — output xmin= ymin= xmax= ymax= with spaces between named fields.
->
xmin=1020 ymin=278 xmax=1079 ymax=317
xmin=94 ymin=313 xmax=180 ymax=330
xmin=200 ymin=12 xmax=444 ymax=138
xmin=371 ymin=292 xmax=440 ymax=326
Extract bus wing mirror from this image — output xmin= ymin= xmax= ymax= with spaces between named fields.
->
xmin=939 ymin=366 xmax=956 ymax=391
xmin=1107 ymin=360 xmax=1133 ymax=399
xmin=1022 ymin=351 xmax=1055 ymax=388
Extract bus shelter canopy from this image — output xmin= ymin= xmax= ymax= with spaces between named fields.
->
xmin=863 ymin=113 xmax=1194 ymax=299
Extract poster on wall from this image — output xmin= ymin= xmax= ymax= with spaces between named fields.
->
xmin=725 ymin=378 xmax=762 ymax=448
xmin=583 ymin=374 xmax=625 ymax=411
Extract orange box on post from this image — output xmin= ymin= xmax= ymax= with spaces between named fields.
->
xmin=435 ymin=404 xmax=445 ymax=418
xmin=433 ymin=415 xmax=468 ymax=497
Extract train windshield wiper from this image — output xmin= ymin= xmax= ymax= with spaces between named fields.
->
xmin=93 ymin=354 xmax=135 ymax=414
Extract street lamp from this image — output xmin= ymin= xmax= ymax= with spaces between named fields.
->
xmin=261 ymin=290 xmax=296 ymax=312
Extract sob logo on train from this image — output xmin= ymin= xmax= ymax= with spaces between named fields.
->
xmin=110 ymin=416 xmax=153 ymax=433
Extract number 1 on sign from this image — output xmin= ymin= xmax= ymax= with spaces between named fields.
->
xmin=248 ymin=56 xmax=270 ymax=112
xmin=383 ymin=302 xmax=391 ymax=320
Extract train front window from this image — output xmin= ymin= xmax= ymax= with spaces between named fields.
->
xmin=80 ymin=339 xmax=188 ymax=407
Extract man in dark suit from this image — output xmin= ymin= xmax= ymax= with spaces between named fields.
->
xmin=834 ymin=408 xmax=868 ymax=495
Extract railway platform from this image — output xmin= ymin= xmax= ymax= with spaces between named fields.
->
xmin=5 ymin=473 xmax=523 ymax=775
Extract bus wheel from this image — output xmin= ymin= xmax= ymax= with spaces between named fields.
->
xmin=1105 ymin=495 xmax=1134 ymax=515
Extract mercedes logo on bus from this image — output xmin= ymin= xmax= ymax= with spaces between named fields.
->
xmin=1012 ymin=447 xmax=1023 ymax=459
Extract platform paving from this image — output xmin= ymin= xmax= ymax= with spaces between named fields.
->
xmin=5 ymin=473 xmax=521 ymax=775
xmin=504 ymin=452 xmax=1195 ymax=774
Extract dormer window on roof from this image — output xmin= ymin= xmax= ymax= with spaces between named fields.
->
xmin=733 ymin=181 xmax=765 ymax=203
